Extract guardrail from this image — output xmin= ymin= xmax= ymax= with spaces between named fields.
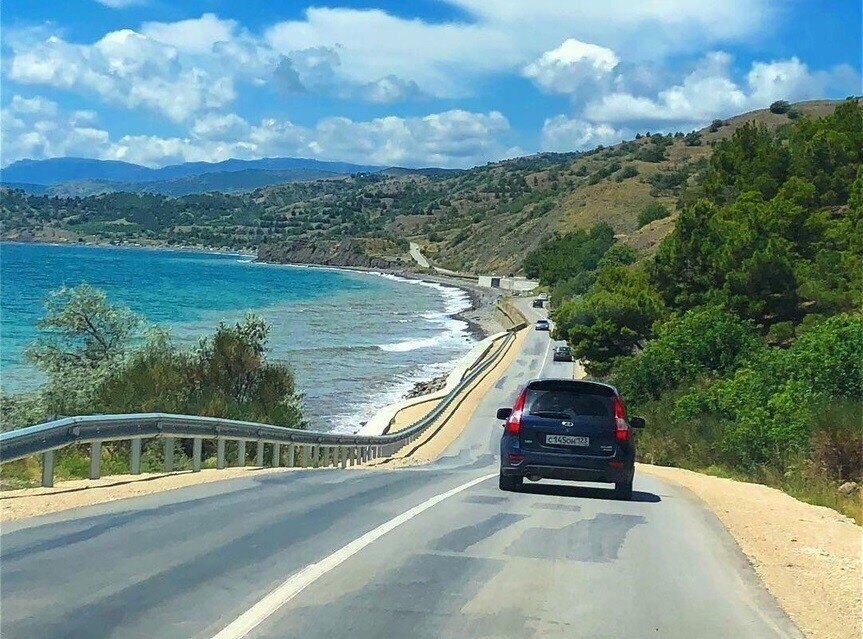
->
xmin=0 ymin=330 xmax=517 ymax=487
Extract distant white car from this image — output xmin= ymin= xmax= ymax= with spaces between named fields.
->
xmin=535 ymin=319 xmax=550 ymax=331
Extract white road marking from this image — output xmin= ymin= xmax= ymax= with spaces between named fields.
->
xmin=211 ymin=472 xmax=497 ymax=639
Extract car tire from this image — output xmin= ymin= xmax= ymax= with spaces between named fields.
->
xmin=614 ymin=480 xmax=633 ymax=500
xmin=499 ymin=473 xmax=523 ymax=492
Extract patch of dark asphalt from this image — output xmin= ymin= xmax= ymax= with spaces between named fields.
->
xmin=432 ymin=512 xmax=526 ymax=553
xmin=505 ymin=513 xmax=646 ymax=563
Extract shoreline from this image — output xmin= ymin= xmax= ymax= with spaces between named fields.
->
xmin=2 ymin=240 xmax=504 ymax=433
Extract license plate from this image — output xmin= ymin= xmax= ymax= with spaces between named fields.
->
xmin=546 ymin=435 xmax=589 ymax=447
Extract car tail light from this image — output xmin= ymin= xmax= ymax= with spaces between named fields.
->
xmin=505 ymin=388 xmax=527 ymax=435
xmin=507 ymin=453 xmax=524 ymax=463
xmin=613 ymin=396 xmax=629 ymax=442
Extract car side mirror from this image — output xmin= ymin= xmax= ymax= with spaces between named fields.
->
xmin=630 ymin=416 xmax=645 ymax=429
xmin=496 ymin=407 xmax=512 ymax=421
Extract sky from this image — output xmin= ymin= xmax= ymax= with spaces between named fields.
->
xmin=1 ymin=0 xmax=861 ymax=169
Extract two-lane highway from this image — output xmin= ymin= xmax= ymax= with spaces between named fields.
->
xmin=0 ymin=298 xmax=802 ymax=638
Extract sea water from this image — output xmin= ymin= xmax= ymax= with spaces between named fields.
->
xmin=0 ymin=243 xmax=475 ymax=432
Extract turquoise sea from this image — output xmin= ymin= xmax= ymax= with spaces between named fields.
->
xmin=0 ymin=243 xmax=475 ymax=432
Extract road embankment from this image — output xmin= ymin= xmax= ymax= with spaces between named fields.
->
xmin=641 ymin=463 xmax=862 ymax=639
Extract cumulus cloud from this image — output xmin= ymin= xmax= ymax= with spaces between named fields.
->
xmin=359 ymin=76 xmax=423 ymax=103
xmin=1 ymin=95 xmax=511 ymax=168
xmin=141 ymin=13 xmax=237 ymax=54
xmin=540 ymin=116 xmax=626 ymax=152
xmin=582 ymin=53 xmax=861 ymax=129
xmin=1 ymin=96 xmax=110 ymax=164
xmin=7 ymin=29 xmax=235 ymax=122
xmin=93 ymin=0 xmax=145 ymax=7
xmin=523 ymin=39 xmax=619 ymax=95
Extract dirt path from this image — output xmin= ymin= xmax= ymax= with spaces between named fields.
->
xmin=641 ymin=463 xmax=862 ymax=639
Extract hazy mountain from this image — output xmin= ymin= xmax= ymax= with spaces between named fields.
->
xmin=43 ymin=168 xmax=347 ymax=197
xmin=1 ymin=156 xmax=382 ymax=186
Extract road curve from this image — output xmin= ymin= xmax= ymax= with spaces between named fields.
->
xmin=0 ymin=299 xmax=802 ymax=639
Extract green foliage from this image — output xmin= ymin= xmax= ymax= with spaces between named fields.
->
xmin=769 ymin=100 xmax=791 ymax=114
xmin=611 ymin=306 xmax=760 ymax=404
xmin=552 ymin=263 xmax=665 ymax=374
xmin=615 ymin=165 xmax=639 ymax=181
xmin=673 ymin=314 xmax=863 ymax=468
xmin=523 ymin=223 xmax=615 ymax=286
xmin=636 ymin=202 xmax=671 ymax=228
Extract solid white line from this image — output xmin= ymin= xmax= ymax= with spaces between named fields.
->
xmin=211 ymin=472 xmax=497 ymax=639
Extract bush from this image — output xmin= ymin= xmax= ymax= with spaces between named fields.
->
xmin=637 ymin=202 xmax=671 ymax=228
xmin=611 ymin=306 xmax=760 ymax=404
xmin=708 ymin=119 xmax=724 ymax=132
xmin=769 ymin=100 xmax=791 ymax=114
xmin=615 ymin=165 xmax=639 ymax=181
xmin=684 ymin=131 xmax=702 ymax=146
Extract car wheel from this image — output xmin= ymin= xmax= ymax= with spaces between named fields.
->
xmin=499 ymin=473 xmax=523 ymax=492
xmin=614 ymin=480 xmax=633 ymax=500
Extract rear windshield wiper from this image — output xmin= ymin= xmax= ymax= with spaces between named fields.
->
xmin=529 ymin=411 xmax=571 ymax=419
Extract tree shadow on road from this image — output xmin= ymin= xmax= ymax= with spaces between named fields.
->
xmin=516 ymin=482 xmax=662 ymax=503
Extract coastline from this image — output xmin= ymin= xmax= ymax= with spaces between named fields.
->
xmin=2 ymin=239 xmax=504 ymax=426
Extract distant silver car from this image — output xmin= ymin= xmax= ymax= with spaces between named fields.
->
xmin=535 ymin=319 xmax=550 ymax=331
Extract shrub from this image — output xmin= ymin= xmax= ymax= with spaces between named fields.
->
xmin=636 ymin=202 xmax=671 ymax=228
xmin=769 ymin=100 xmax=791 ymax=114
xmin=611 ymin=306 xmax=760 ymax=404
xmin=615 ymin=165 xmax=639 ymax=181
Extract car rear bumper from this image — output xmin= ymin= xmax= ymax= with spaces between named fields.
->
xmin=500 ymin=445 xmax=635 ymax=484
xmin=501 ymin=464 xmax=632 ymax=483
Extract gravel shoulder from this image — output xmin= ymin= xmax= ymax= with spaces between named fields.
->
xmin=640 ymin=463 xmax=862 ymax=639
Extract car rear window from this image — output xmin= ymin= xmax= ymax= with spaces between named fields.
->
xmin=523 ymin=381 xmax=614 ymax=417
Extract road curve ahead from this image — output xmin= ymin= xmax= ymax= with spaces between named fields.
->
xmin=0 ymin=299 xmax=802 ymax=639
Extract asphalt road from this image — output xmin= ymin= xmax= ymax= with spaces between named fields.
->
xmin=0 ymin=299 xmax=802 ymax=639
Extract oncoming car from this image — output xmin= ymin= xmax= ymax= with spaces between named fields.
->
xmin=497 ymin=379 xmax=645 ymax=499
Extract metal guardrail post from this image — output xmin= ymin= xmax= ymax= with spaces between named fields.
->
xmin=192 ymin=437 xmax=202 ymax=472
xmin=349 ymin=447 xmax=356 ymax=467
xmin=164 ymin=437 xmax=174 ymax=472
xmin=285 ymin=443 xmax=294 ymax=468
xmin=256 ymin=441 xmax=264 ymax=467
xmin=237 ymin=440 xmax=246 ymax=467
xmin=216 ymin=437 xmax=226 ymax=470
xmin=310 ymin=445 xmax=318 ymax=467
xmin=89 ymin=441 xmax=101 ymax=480
xmin=131 ymin=437 xmax=142 ymax=475
xmin=340 ymin=447 xmax=347 ymax=469
xmin=272 ymin=443 xmax=280 ymax=467
xmin=41 ymin=450 xmax=54 ymax=487
xmin=299 ymin=444 xmax=308 ymax=468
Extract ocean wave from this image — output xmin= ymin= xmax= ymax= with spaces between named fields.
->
xmin=325 ymin=359 xmax=458 ymax=434
xmin=378 ymin=335 xmax=446 ymax=352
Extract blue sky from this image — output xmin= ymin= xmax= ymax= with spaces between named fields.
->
xmin=2 ymin=0 xmax=861 ymax=168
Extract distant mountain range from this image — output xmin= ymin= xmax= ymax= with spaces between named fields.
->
xmin=0 ymin=156 xmax=461 ymax=196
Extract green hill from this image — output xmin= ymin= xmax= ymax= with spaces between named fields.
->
xmin=1 ymin=100 xmax=844 ymax=273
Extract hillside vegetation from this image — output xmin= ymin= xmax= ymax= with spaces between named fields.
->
xmin=1 ymin=100 xmax=840 ymax=275
xmin=530 ymin=99 xmax=862 ymax=520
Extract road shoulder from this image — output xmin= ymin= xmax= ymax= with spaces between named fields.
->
xmin=640 ymin=463 xmax=861 ymax=639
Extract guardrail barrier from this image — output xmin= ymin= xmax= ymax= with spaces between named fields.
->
xmin=0 ymin=329 xmax=517 ymax=487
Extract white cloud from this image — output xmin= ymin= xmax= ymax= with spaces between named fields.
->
xmin=523 ymin=39 xmax=618 ymax=95
xmin=141 ymin=14 xmax=237 ymax=54
xmin=582 ymin=53 xmax=861 ymax=129
xmin=1 ymin=96 xmax=510 ymax=168
xmin=1 ymin=96 xmax=111 ymax=165
xmin=7 ymin=29 xmax=235 ymax=122
xmin=540 ymin=116 xmax=626 ymax=152
xmin=263 ymin=1 xmax=772 ymax=99
xmin=359 ymin=76 xmax=423 ymax=103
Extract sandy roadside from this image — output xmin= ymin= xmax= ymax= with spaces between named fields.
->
xmin=641 ymin=463 xmax=862 ymax=639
